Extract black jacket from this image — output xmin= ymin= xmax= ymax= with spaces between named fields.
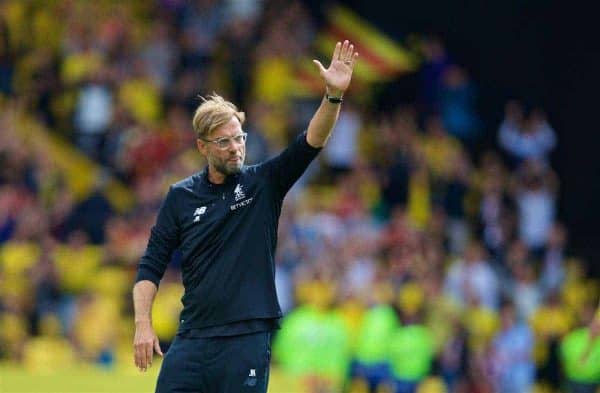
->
xmin=135 ymin=131 xmax=321 ymax=334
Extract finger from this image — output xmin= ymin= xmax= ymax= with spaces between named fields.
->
xmin=154 ymin=339 xmax=164 ymax=357
xmin=312 ymin=59 xmax=326 ymax=75
xmin=346 ymin=44 xmax=354 ymax=62
xmin=332 ymin=42 xmax=341 ymax=63
xmin=145 ymin=342 xmax=154 ymax=367
xmin=136 ymin=346 xmax=146 ymax=371
xmin=350 ymin=52 xmax=359 ymax=67
xmin=134 ymin=348 xmax=140 ymax=369
xmin=340 ymin=40 xmax=349 ymax=60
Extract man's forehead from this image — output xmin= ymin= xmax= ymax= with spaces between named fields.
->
xmin=210 ymin=117 xmax=242 ymax=138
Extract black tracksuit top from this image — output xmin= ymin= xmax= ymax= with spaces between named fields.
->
xmin=135 ymin=131 xmax=321 ymax=334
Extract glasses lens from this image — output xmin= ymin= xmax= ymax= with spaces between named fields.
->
xmin=217 ymin=139 xmax=229 ymax=149
xmin=213 ymin=133 xmax=246 ymax=149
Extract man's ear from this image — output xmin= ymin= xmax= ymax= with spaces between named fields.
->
xmin=197 ymin=139 xmax=208 ymax=156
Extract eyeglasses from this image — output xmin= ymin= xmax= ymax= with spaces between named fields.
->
xmin=201 ymin=132 xmax=247 ymax=150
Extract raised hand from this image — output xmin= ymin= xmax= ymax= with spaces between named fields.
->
xmin=313 ymin=40 xmax=359 ymax=98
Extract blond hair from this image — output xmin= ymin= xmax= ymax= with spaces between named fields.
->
xmin=192 ymin=94 xmax=245 ymax=139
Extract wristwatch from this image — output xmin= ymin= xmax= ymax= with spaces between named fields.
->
xmin=325 ymin=93 xmax=343 ymax=104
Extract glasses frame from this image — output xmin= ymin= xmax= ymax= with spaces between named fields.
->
xmin=200 ymin=132 xmax=248 ymax=150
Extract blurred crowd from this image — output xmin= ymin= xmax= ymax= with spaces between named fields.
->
xmin=1 ymin=1 xmax=599 ymax=393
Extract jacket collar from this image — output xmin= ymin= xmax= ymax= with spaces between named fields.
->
xmin=198 ymin=166 xmax=244 ymax=188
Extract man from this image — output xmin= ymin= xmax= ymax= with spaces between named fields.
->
xmin=132 ymin=40 xmax=358 ymax=393
xmin=579 ymin=299 xmax=600 ymax=366
xmin=489 ymin=299 xmax=535 ymax=393
xmin=586 ymin=300 xmax=600 ymax=345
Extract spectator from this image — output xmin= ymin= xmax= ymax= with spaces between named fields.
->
xmin=479 ymin=169 xmax=513 ymax=261
xmin=490 ymin=299 xmax=535 ymax=393
xmin=438 ymin=65 xmax=480 ymax=149
xmin=323 ymin=101 xmax=362 ymax=180
xmin=388 ymin=284 xmax=435 ymax=393
xmin=560 ymin=303 xmax=600 ymax=393
xmin=442 ymin=150 xmax=472 ymax=255
xmin=530 ymin=291 xmax=574 ymax=392
xmin=507 ymin=261 xmax=542 ymax=320
xmin=512 ymin=160 xmax=558 ymax=254
xmin=73 ymin=73 xmax=114 ymax=159
xmin=140 ymin=20 xmax=178 ymax=92
xmin=179 ymin=0 xmax=225 ymax=71
xmin=498 ymin=101 xmax=556 ymax=166
xmin=540 ymin=222 xmax=568 ymax=296
xmin=349 ymin=301 xmax=399 ymax=392
xmin=418 ymin=36 xmax=451 ymax=116
xmin=445 ymin=241 xmax=500 ymax=311
xmin=0 ymin=16 xmax=14 ymax=95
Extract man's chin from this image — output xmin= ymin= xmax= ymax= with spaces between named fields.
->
xmin=213 ymin=160 xmax=244 ymax=177
xmin=225 ymin=163 xmax=243 ymax=174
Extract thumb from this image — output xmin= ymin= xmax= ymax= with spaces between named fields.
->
xmin=154 ymin=338 xmax=163 ymax=357
xmin=312 ymin=59 xmax=326 ymax=75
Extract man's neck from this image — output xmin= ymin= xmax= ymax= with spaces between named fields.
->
xmin=207 ymin=166 xmax=226 ymax=184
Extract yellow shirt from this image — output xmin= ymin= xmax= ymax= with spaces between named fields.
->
xmin=253 ymin=57 xmax=294 ymax=104
xmin=0 ymin=241 xmax=40 ymax=276
xmin=61 ymin=51 xmax=104 ymax=85
xmin=422 ymin=135 xmax=461 ymax=179
xmin=152 ymin=282 xmax=184 ymax=341
xmin=337 ymin=298 xmax=366 ymax=350
xmin=463 ymin=306 xmax=500 ymax=352
xmin=119 ymin=78 xmax=162 ymax=125
xmin=53 ymin=244 xmax=103 ymax=294
xmin=530 ymin=305 xmax=574 ymax=364
xmin=407 ymin=169 xmax=431 ymax=229
xmin=73 ymin=295 xmax=119 ymax=359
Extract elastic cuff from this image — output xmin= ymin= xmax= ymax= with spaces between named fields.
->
xmin=300 ymin=130 xmax=323 ymax=152
xmin=135 ymin=266 xmax=162 ymax=288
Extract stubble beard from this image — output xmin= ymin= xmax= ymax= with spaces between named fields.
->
xmin=213 ymin=156 xmax=244 ymax=177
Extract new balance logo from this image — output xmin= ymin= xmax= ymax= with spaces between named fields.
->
xmin=234 ymin=184 xmax=245 ymax=201
xmin=193 ymin=206 xmax=206 ymax=222
xmin=243 ymin=369 xmax=257 ymax=387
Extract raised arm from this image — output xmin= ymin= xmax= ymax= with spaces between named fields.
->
xmin=306 ymin=40 xmax=358 ymax=148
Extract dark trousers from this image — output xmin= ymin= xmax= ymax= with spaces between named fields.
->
xmin=567 ymin=380 xmax=598 ymax=393
xmin=156 ymin=331 xmax=272 ymax=393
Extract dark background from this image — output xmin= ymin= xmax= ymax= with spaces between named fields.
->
xmin=304 ymin=0 xmax=600 ymax=274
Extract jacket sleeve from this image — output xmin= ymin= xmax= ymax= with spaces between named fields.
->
xmin=135 ymin=186 xmax=180 ymax=287
xmin=262 ymin=130 xmax=322 ymax=198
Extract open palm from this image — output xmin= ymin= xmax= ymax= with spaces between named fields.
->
xmin=313 ymin=40 xmax=358 ymax=97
